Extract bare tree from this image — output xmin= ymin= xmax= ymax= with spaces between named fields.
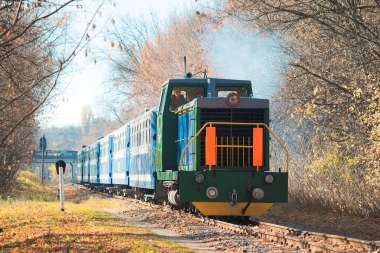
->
xmin=0 ymin=0 xmax=106 ymax=194
xmin=80 ymin=105 xmax=93 ymax=135
xmin=99 ymin=7 xmax=218 ymax=117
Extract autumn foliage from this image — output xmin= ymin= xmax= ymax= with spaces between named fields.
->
xmin=96 ymin=0 xmax=380 ymax=217
xmin=0 ymin=1 xmax=75 ymax=193
xmin=225 ymin=0 xmax=380 ymax=216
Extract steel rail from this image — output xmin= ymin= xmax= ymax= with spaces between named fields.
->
xmin=202 ymin=218 xmax=380 ymax=252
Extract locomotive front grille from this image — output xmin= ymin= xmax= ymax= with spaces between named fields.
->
xmin=200 ymin=108 xmax=265 ymax=167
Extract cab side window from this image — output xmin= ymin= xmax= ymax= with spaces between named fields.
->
xmin=159 ymin=87 xmax=167 ymax=114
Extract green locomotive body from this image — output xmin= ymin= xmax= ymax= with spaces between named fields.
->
xmin=154 ymin=78 xmax=288 ymax=216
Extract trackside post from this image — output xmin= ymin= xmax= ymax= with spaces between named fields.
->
xmin=55 ymin=160 xmax=66 ymax=212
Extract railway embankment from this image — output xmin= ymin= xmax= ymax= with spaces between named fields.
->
xmin=70 ymin=183 xmax=380 ymax=252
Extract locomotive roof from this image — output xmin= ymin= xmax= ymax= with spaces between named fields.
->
xmin=163 ymin=78 xmax=252 ymax=86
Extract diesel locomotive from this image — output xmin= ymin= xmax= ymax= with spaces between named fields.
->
xmin=75 ymin=75 xmax=289 ymax=217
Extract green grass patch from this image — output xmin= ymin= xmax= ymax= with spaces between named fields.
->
xmin=1 ymin=170 xmax=57 ymax=202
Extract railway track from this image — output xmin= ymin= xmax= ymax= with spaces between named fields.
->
xmin=72 ymin=184 xmax=380 ymax=253
xmin=202 ymin=218 xmax=380 ymax=253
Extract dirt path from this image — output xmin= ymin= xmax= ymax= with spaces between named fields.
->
xmin=107 ymin=209 xmax=220 ymax=253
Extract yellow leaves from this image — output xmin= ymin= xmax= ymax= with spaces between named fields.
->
xmin=353 ymin=88 xmax=362 ymax=98
xmin=368 ymin=102 xmax=377 ymax=109
xmin=299 ymin=118 xmax=303 ymax=125
xmin=306 ymin=105 xmax=311 ymax=115
xmin=313 ymin=86 xmax=318 ymax=96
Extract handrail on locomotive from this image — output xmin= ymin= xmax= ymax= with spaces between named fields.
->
xmin=179 ymin=122 xmax=289 ymax=172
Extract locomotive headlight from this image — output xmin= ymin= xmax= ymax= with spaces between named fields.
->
xmin=206 ymin=187 xmax=218 ymax=199
xmin=226 ymin=93 xmax=241 ymax=107
xmin=194 ymin=173 xmax=205 ymax=183
xmin=252 ymin=188 xmax=264 ymax=200
xmin=264 ymin=174 xmax=274 ymax=184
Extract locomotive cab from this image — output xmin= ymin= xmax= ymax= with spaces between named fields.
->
xmin=155 ymin=78 xmax=288 ymax=216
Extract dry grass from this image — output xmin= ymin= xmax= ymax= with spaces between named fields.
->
xmin=0 ymin=171 xmax=193 ymax=253
xmin=258 ymin=203 xmax=380 ymax=241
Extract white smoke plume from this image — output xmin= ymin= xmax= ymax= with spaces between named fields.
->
xmin=202 ymin=20 xmax=289 ymax=98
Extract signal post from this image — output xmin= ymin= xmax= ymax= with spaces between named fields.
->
xmin=55 ymin=160 xmax=66 ymax=211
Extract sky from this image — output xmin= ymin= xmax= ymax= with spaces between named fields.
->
xmin=46 ymin=0 xmax=196 ymax=127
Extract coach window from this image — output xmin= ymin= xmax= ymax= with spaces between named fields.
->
xmin=148 ymin=119 xmax=151 ymax=144
xmin=131 ymin=129 xmax=133 ymax=148
xmin=142 ymin=122 xmax=144 ymax=145
xmin=145 ymin=121 xmax=147 ymax=145
xmin=146 ymin=120 xmax=149 ymax=144
xmin=134 ymin=126 xmax=137 ymax=148
xmin=137 ymin=124 xmax=140 ymax=147
xmin=145 ymin=120 xmax=147 ymax=145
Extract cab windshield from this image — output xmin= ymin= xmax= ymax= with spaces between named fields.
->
xmin=216 ymin=87 xmax=248 ymax=97
xmin=169 ymin=86 xmax=204 ymax=112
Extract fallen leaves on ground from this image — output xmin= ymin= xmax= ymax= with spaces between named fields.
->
xmin=0 ymin=186 xmax=193 ymax=253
